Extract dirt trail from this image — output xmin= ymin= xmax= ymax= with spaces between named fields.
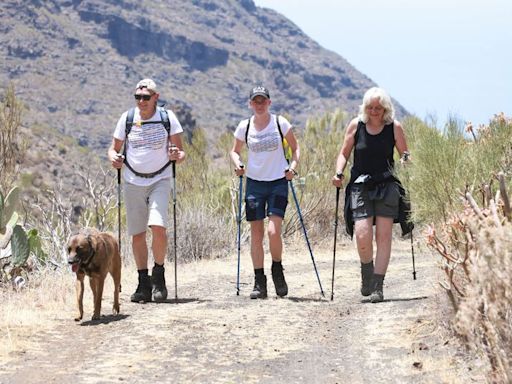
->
xmin=0 ymin=239 xmax=485 ymax=383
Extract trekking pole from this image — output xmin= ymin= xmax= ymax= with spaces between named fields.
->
xmin=411 ymin=230 xmax=416 ymax=280
xmin=117 ymin=167 xmax=122 ymax=256
xmin=402 ymin=151 xmax=417 ymax=281
xmin=236 ymin=164 xmax=244 ymax=296
xmin=330 ymin=175 xmax=342 ymax=301
xmin=288 ymin=174 xmax=325 ymax=297
xmin=171 ymin=144 xmax=178 ymax=300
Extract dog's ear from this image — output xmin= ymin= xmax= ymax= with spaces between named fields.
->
xmin=86 ymin=234 xmax=98 ymax=253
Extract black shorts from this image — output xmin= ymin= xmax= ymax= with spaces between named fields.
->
xmin=351 ymin=182 xmax=400 ymax=221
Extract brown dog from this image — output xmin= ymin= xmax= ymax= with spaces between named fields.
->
xmin=67 ymin=229 xmax=121 ymax=321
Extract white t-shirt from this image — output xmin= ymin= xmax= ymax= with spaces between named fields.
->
xmin=113 ymin=108 xmax=183 ymax=186
xmin=234 ymin=114 xmax=291 ymax=181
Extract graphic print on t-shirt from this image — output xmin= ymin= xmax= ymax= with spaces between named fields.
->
xmin=129 ymin=123 xmax=167 ymax=151
xmin=248 ymin=131 xmax=280 ymax=153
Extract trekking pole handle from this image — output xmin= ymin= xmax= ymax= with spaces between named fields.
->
xmin=235 ymin=163 xmax=244 ymax=176
xmin=114 ymin=152 xmax=125 ymax=165
xmin=169 ymin=144 xmax=178 ymax=162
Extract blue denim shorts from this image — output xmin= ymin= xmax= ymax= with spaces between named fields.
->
xmin=245 ymin=177 xmax=288 ymax=221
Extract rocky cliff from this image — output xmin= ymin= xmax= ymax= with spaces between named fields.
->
xmin=1 ymin=0 xmax=406 ymax=152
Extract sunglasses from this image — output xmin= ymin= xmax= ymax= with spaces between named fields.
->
xmin=134 ymin=94 xmax=153 ymax=101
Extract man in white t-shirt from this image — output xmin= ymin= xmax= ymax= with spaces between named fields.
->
xmin=230 ymin=86 xmax=300 ymax=299
xmin=108 ymin=78 xmax=185 ymax=303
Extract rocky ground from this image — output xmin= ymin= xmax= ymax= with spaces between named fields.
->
xmin=0 ymin=238 xmax=487 ymax=383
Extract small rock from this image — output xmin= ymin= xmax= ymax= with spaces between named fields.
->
xmin=419 ymin=342 xmax=429 ymax=350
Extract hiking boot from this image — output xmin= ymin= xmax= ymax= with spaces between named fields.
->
xmin=271 ymin=263 xmax=288 ymax=297
xmin=151 ymin=264 xmax=168 ymax=302
xmin=250 ymin=274 xmax=267 ymax=299
xmin=130 ymin=274 xmax=152 ymax=303
xmin=370 ymin=289 xmax=384 ymax=303
xmin=370 ymin=274 xmax=385 ymax=303
xmin=360 ymin=261 xmax=374 ymax=297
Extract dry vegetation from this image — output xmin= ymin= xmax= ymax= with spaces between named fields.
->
xmin=1 ymin=85 xmax=511 ymax=382
xmin=402 ymin=113 xmax=512 ymax=382
xmin=426 ymin=173 xmax=511 ymax=382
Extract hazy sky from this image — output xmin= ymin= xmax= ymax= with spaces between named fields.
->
xmin=254 ymin=0 xmax=511 ymax=128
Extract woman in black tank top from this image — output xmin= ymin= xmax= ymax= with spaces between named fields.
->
xmin=331 ymin=87 xmax=411 ymax=303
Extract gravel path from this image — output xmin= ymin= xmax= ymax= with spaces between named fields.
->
xmin=0 ymin=238 xmax=485 ymax=383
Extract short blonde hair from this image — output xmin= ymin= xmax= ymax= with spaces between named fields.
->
xmin=358 ymin=87 xmax=395 ymax=124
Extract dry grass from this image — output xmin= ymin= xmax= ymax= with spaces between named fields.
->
xmin=0 ymin=258 xmax=137 ymax=360
xmin=0 ymin=269 xmax=73 ymax=358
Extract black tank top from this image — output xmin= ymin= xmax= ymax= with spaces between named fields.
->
xmin=353 ymin=121 xmax=395 ymax=175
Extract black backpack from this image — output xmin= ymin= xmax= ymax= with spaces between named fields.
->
xmin=122 ymin=106 xmax=173 ymax=178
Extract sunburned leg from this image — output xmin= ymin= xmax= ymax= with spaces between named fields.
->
xmin=267 ymin=215 xmax=283 ymax=262
xmin=250 ymin=220 xmax=265 ymax=269
xmin=132 ymin=231 xmax=148 ymax=270
xmin=354 ymin=217 xmax=374 ymax=263
xmin=151 ymin=225 xmax=167 ymax=265
xmin=374 ymin=216 xmax=394 ymax=275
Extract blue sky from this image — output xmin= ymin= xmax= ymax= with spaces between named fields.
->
xmin=254 ymin=0 xmax=511 ymax=128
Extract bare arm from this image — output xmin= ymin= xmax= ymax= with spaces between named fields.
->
xmin=393 ymin=120 xmax=410 ymax=162
xmin=284 ymin=128 xmax=300 ymax=180
xmin=332 ymin=118 xmax=357 ymax=187
xmin=230 ymin=138 xmax=245 ymax=176
xmin=108 ymin=138 xmax=124 ymax=169
xmin=169 ymin=133 xmax=185 ymax=163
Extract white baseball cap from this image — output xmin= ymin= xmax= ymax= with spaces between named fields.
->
xmin=136 ymin=78 xmax=157 ymax=92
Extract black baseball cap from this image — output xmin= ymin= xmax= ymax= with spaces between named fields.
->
xmin=249 ymin=86 xmax=270 ymax=100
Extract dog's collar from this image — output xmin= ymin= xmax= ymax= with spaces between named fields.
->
xmin=80 ymin=235 xmax=96 ymax=268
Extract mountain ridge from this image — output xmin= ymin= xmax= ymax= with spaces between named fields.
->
xmin=2 ymin=0 xmax=407 ymax=153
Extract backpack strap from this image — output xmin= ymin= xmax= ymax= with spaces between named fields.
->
xmin=275 ymin=114 xmax=283 ymax=141
xmin=245 ymin=115 xmax=287 ymax=162
xmin=245 ymin=114 xmax=283 ymax=142
xmin=122 ymin=107 xmax=173 ymax=178
xmin=275 ymin=115 xmax=291 ymax=164
xmin=245 ymin=117 xmax=250 ymax=143
xmin=125 ymin=106 xmax=170 ymax=136
xmin=125 ymin=107 xmax=136 ymax=136
xmin=157 ymin=106 xmax=171 ymax=135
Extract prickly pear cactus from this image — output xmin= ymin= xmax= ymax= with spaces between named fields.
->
xmin=0 ymin=207 xmax=19 ymax=250
xmin=0 ymin=186 xmax=19 ymax=230
xmin=27 ymin=228 xmax=47 ymax=262
xmin=11 ymin=225 xmax=30 ymax=267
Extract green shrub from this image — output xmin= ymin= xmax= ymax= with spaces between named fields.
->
xmin=398 ymin=114 xmax=512 ymax=225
